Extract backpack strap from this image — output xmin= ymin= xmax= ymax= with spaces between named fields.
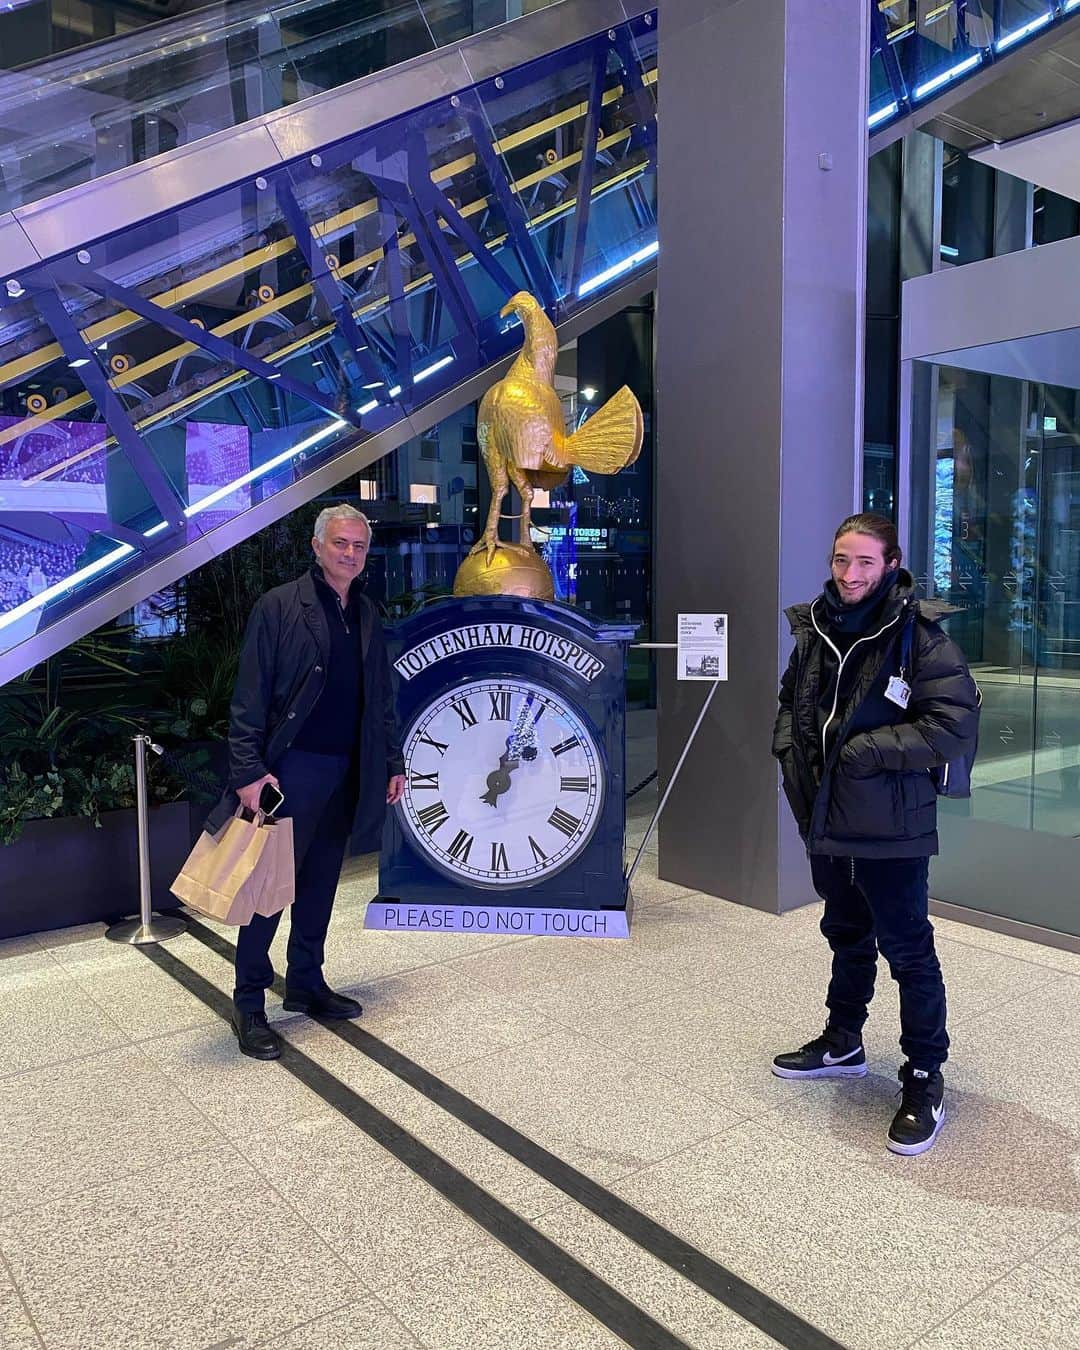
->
xmin=898 ymin=604 xmax=917 ymax=680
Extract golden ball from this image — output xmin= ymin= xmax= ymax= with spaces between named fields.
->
xmin=453 ymin=542 xmax=554 ymax=600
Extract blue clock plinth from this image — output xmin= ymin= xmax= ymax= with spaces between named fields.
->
xmin=370 ymin=595 xmax=635 ymax=939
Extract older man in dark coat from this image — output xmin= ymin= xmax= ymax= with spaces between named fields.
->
xmin=206 ymin=505 xmax=404 ymax=1060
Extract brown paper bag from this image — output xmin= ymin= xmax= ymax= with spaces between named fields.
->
xmin=170 ymin=810 xmax=283 ymax=925
xmin=251 ymin=815 xmax=295 ymax=918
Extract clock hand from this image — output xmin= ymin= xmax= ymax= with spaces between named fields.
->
xmin=480 ymin=748 xmax=520 ymax=807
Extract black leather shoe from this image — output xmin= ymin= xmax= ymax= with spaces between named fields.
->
xmin=282 ymin=986 xmax=362 ymax=1019
xmin=231 ymin=1010 xmax=282 ymax=1060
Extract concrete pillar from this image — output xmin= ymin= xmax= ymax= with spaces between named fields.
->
xmin=655 ymin=0 xmax=869 ymax=912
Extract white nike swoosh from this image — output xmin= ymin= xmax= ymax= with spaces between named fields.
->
xmin=822 ymin=1046 xmax=861 ymax=1065
xmin=931 ymin=1101 xmax=944 ymax=1123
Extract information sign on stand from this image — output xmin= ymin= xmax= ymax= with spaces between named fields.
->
xmin=677 ymin=613 xmax=729 ymax=681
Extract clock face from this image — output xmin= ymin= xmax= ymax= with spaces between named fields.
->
xmin=398 ymin=677 xmax=605 ymax=889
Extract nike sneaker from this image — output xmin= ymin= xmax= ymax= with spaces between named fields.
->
xmin=887 ymin=1063 xmax=945 ymax=1156
xmin=771 ymin=1027 xmax=867 ymax=1079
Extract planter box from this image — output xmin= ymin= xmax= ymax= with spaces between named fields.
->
xmin=0 ymin=803 xmax=191 ymax=940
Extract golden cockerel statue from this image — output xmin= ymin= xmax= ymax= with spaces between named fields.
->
xmin=469 ymin=291 xmax=644 ymax=565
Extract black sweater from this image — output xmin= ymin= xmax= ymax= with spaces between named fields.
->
xmin=292 ymin=567 xmax=365 ymax=755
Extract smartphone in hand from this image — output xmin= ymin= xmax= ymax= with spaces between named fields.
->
xmin=259 ymin=782 xmax=286 ymax=816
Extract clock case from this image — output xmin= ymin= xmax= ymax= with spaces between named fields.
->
xmin=378 ymin=595 xmax=635 ymax=913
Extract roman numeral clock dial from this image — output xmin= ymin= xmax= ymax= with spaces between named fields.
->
xmin=398 ymin=679 xmax=604 ymax=888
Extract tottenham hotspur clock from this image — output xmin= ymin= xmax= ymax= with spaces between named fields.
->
xmin=369 ymin=596 xmax=635 ymax=938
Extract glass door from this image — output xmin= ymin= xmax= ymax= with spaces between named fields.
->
xmin=917 ymin=363 xmax=1080 ymax=938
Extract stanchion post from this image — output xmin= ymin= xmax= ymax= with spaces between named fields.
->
xmin=624 ymin=642 xmax=721 ymax=890
xmin=105 ymin=734 xmax=186 ymax=945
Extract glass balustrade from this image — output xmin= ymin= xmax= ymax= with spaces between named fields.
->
xmin=0 ymin=0 xmax=563 ymax=214
xmin=870 ymin=0 xmax=1080 ymax=134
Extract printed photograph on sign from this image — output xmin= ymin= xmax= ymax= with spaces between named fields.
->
xmin=677 ymin=612 xmax=728 ymax=681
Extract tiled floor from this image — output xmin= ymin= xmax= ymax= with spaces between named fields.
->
xmin=2 ymin=767 xmax=1078 ymax=1349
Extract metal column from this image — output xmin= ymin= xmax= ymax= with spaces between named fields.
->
xmin=655 ymin=0 xmax=869 ymax=912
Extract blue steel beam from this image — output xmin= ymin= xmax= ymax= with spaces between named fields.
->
xmin=418 ymin=179 xmax=521 ymax=303
xmin=869 ymin=2 xmax=909 ymax=116
xmin=612 ymin=24 xmax=657 ymax=164
xmin=569 ymin=39 xmax=608 ymax=298
xmin=399 ymin=190 xmax=482 ymax=362
xmin=462 ymin=98 xmax=559 ymax=310
xmin=403 ymin=122 xmax=521 ymax=305
xmin=48 ymin=263 xmax=362 ymax=430
xmin=376 ymin=195 xmax=416 ymax=396
xmin=403 ymin=130 xmax=482 ymax=346
xmin=273 ymin=180 xmax=390 ymax=394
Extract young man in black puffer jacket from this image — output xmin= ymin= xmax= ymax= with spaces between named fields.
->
xmin=771 ymin=513 xmax=980 ymax=1156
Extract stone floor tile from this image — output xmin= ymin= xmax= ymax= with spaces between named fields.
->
xmin=946 ymin=975 xmax=1080 ymax=1135
xmin=610 ymin=1120 xmax=1072 ymax=1350
xmin=337 ymin=917 xmax=527 ymax=970
xmin=0 ymin=936 xmax=43 ymax=959
xmin=378 ymin=1243 xmax=625 ymax=1350
xmin=300 ymin=963 xmax=560 ymax=1073
xmin=19 ymin=924 xmax=103 ymax=952
xmin=700 ymin=943 xmax=837 ymax=1031
xmin=138 ymin=1022 xmax=327 ymax=1140
xmin=575 ymin=982 xmax=830 ymax=1118
xmin=263 ymin=914 xmax=443 ymax=991
xmin=623 ymin=825 xmax=658 ymax=857
xmin=260 ymin=1296 xmax=422 ymax=1349
xmin=43 ymin=928 xmax=220 ymax=1040
xmin=534 ymin=1205 xmax=778 ymax=1349
xmin=929 ymin=934 xmax=1065 ymax=1026
xmin=443 ymin=1028 xmax=742 ymax=1185
xmin=359 ymin=1075 xmax=567 ymax=1219
xmin=0 ymin=1267 xmax=41 ymax=1350
xmin=445 ymin=933 xmax=692 ymax=1028
xmin=930 ymin=914 xmax=1080 ymax=976
xmin=626 ymin=892 xmax=822 ymax=985
xmin=256 ymin=1015 xmax=390 ymax=1099
xmin=912 ymin=1226 xmax=1080 ymax=1350
xmin=757 ymin=1069 xmax=1080 ymax=1229
xmin=0 ymin=945 xmax=130 ymax=1078
xmin=627 ymin=871 xmax=703 ymax=910
xmin=0 ymin=1044 xmax=222 ymax=1216
xmin=712 ymin=928 xmax=1068 ymax=1048
xmin=0 ymin=1145 xmax=366 ymax=1350
xmin=240 ymin=1112 xmax=488 ymax=1287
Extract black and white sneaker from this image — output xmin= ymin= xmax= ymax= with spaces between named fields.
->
xmin=771 ymin=1027 xmax=867 ymax=1079
xmin=887 ymin=1064 xmax=945 ymax=1156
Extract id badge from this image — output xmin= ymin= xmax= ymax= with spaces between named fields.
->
xmin=885 ymin=675 xmax=911 ymax=709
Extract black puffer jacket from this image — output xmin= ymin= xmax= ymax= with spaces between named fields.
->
xmin=205 ymin=570 xmax=404 ymax=851
xmin=772 ymin=571 xmax=980 ymax=858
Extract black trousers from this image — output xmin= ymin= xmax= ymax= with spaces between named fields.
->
xmin=810 ymin=853 xmax=949 ymax=1072
xmin=233 ymin=748 xmax=357 ymax=1012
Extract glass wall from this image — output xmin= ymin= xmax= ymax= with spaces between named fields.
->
xmin=0 ymin=0 xmax=563 ymax=213
xmin=911 ymin=358 xmax=1080 ymax=938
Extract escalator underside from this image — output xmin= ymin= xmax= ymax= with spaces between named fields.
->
xmin=0 ymin=0 xmax=658 ymax=683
